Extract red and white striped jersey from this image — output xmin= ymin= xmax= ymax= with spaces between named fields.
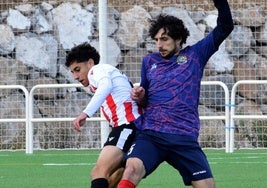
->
xmin=83 ymin=63 xmax=142 ymax=127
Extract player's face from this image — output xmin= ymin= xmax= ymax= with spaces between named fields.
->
xmin=154 ymin=28 xmax=181 ymax=58
xmin=69 ymin=59 xmax=94 ymax=87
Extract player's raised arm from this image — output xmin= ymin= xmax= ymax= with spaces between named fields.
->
xmin=213 ymin=0 xmax=234 ymax=48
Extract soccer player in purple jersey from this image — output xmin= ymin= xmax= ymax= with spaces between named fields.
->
xmin=118 ymin=0 xmax=234 ymax=188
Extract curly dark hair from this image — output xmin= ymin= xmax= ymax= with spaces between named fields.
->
xmin=149 ymin=14 xmax=190 ymax=47
xmin=65 ymin=42 xmax=100 ymax=67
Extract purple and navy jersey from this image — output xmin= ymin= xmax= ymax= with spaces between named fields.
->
xmin=134 ymin=33 xmax=217 ymax=137
xmin=133 ymin=0 xmax=234 ymax=138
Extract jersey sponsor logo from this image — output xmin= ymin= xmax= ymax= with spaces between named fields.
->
xmin=151 ymin=63 xmax=157 ymax=70
xmin=176 ymin=55 xmax=188 ymax=65
xmin=192 ymin=170 xmax=207 ymax=176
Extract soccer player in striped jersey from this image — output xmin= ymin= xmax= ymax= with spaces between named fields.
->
xmin=65 ymin=42 xmax=142 ymax=188
xmin=118 ymin=0 xmax=234 ymax=188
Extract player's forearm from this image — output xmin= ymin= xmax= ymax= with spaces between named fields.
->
xmin=136 ymin=96 xmax=147 ymax=107
xmin=214 ymin=0 xmax=234 ymax=29
xmin=213 ymin=0 xmax=234 ymax=47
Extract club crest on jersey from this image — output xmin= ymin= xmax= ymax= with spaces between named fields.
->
xmin=176 ymin=55 xmax=188 ymax=65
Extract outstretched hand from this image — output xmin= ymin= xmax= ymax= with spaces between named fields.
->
xmin=73 ymin=112 xmax=87 ymax=132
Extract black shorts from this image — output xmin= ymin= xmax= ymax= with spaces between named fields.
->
xmin=103 ymin=123 xmax=136 ymax=153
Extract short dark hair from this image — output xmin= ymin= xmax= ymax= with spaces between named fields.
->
xmin=65 ymin=42 xmax=100 ymax=67
xmin=149 ymin=14 xmax=190 ymax=46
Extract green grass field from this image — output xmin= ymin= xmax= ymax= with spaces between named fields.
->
xmin=0 ymin=149 xmax=266 ymax=188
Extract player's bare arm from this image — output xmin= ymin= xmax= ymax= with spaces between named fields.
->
xmin=73 ymin=112 xmax=87 ymax=132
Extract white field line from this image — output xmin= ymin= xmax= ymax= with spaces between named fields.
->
xmin=0 ymin=154 xmax=9 ymax=157
xmin=0 ymin=153 xmax=98 ymax=166
xmin=43 ymin=163 xmax=96 ymax=166
xmin=41 ymin=153 xmax=98 ymax=166
xmin=208 ymin=154 xmax=267 ymax=164
xmin=39 ymin=153 xmax=98 ymax=156
xmin=0 ymin=153 xmax=99 ymax=157
xmin=208 ymin=156 xmax=264 ymax=160
xmin=210 ymin=162 xmax=267 ymax=164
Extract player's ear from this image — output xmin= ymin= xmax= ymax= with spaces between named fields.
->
xmin=88 ymin=58 xmax=95 ymax=66
xmin=176 ymin=38 xmax=182 ymax=48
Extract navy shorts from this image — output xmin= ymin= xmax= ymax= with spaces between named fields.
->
xmin=124 ymin=130 xmax=213 ymax=185
xmin=104 ymin=123 xmax=136 ymax=153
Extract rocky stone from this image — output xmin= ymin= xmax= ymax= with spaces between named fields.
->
xmin=0 ymin=1 xmax=266 ymax=150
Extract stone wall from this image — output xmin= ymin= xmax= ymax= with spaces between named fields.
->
xmin=0 ymin=1 xmax=267 ymax=150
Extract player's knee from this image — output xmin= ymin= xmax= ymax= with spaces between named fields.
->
xmin=123 ymin=158 xmax=145 ymax=181
xmin=90 ymin=164 xmax=103 ymax=179
xmin=192 ymin=178 xmax=215 ymax=188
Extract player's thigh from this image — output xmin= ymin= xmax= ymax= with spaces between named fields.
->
xmin=126 ymin=138 xmax=163 ymax=176
xmin=96 ymin=145 xmax=124 ymax=172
